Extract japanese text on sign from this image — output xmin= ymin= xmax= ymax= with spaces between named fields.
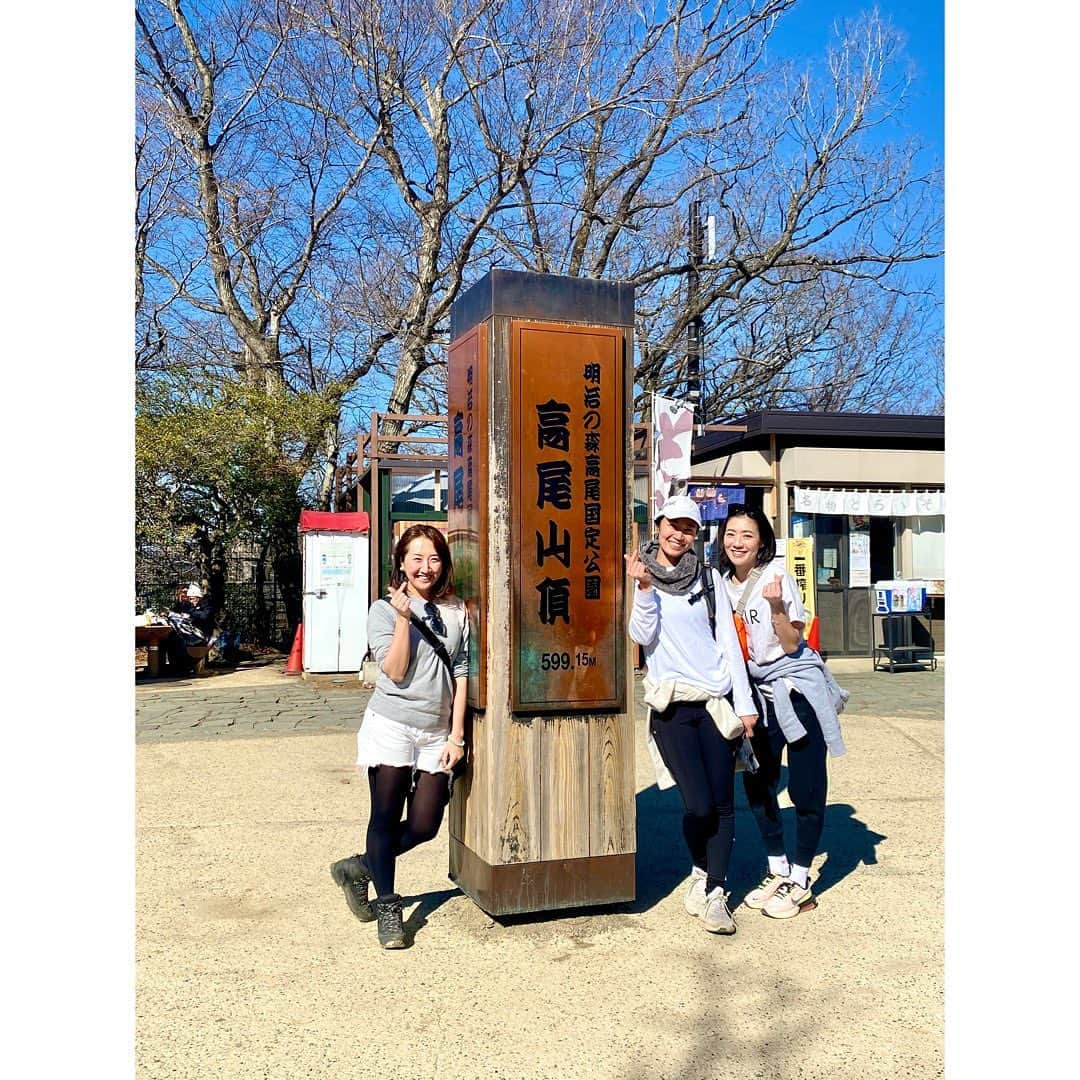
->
xmin=785 ymin=536 xmax=816 ymax=623
xmin=513 ymin=323 xmax=624 ymax=711
xmin=447 ymin=324 xmax=488 ymax=708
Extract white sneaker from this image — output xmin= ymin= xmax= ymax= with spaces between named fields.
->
xmin=743 ymin=871 xmax=785 ymax=910
xmin=683 ymin=868 xmax=708 ymax=917
xmin=762 ymin=877 xmax=813 ymax=920
xmin=702 ymin=886 xmax=737 ymax=935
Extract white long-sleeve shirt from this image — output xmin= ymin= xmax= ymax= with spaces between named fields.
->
xmin=628 ymin=569 xmax=758 ymax=719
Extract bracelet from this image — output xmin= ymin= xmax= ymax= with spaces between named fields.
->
xmin=447 ymin=734 xmax=466 ymax=749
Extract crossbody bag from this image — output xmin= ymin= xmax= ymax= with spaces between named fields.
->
xmin=407 ymin=609 xmax=457 ymax=674
xmin=694 ymin=564 xmax=760 ymax=774
xmin=406 ymin=605 xmax=470 ymax=770
xmin=732 ymin=566 xmax=765 ymax=662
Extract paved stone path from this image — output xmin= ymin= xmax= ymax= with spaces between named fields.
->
xmin=836 ymin=666 xmax=943 ymax=719
xmin=136 ymin=662 xmax=942 ymax=743
xmin=136 ymin=680 xmax=370 ymax=742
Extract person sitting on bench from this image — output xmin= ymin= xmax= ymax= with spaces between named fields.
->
xmin=184 ymin=583 xmax=215 ymax=639
xmin=164 ymin=583 xmax=215 ymax=674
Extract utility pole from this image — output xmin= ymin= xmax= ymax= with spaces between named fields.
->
xmin=686 ymin=200 xmax=704 ymax=408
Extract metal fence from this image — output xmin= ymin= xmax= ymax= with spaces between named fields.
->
xmin=135 ymin=537 xmax=292 ymax=648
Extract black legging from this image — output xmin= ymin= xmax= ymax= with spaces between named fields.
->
xmin=366 ymin=765 xmax=450 ymax=898
xmin=742 ymin=690 xmax=828 ymax=869
xmin=649 ymin=701 xmax=740 ymax=893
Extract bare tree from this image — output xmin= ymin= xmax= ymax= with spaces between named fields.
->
xmin=694 ymin=270 xmax=941 ymax=414
xmin=137 ymin=0 xmax=942 ymax=548
xmin=482 ymin=4 xmax=942 ymax=417
xmin=278 ymin=0 xmax=804 ymax=440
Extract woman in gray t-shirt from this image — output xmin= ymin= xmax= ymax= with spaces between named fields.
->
xmin=330 ymin=524 xmax=468 ymax=948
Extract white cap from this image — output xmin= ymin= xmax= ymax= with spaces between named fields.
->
xmin=186 ymin=583 xmax=204 ymax=598
xmin=655 ymin=495 xmax=702 ymax=529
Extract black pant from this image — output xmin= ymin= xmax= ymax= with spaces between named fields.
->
xmin=650 ymin=701 xmax=740 ymax=892
xmin=163 ymin=632 xmax=193 ymax=674
xmin=742 ymin=690 xmax=828 ymax=869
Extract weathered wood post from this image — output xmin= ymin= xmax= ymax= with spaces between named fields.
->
xmin=446 ymin=269 xmax=636 ymax=915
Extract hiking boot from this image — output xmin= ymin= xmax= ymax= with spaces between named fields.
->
xmin=743 ymin=871 xmax=785 ymax=910
xmin=683 ymin=868 xmax=708 ymax=917
xmin=762 ymin=877 xmax=814 ymax=920
xmin=702 ymin=887 xmax=737 ymax=935
xmin=330 ymin=854 xmax=375 ymax=922
xmin=373 ymin=893 xmax=406 ymax=949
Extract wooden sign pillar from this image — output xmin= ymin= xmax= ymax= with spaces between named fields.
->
xmin=447 ymin=269 xmax=636 ymax=915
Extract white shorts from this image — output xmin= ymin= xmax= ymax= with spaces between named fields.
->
xmin=356 ymin=707 xmax=450 ymax=775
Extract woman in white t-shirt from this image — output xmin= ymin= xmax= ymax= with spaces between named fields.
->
xmin=719 ymin=507 xmax=836 ymax=920
xmin=625 ymin=496 xmax=758 ymax=936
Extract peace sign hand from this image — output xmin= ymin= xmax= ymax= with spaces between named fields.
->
xmin=624 ymin=551 xmax=653 ymax=591
xmin=389 ymin=580 xmax=412 ymax=619
xmin=762 ymin=574 xmax=785 ymax=614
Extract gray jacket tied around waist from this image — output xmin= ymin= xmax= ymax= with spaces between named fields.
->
xmin=748 ymin=645 xmax=848 ymax=757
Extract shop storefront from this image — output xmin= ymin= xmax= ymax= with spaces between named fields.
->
xmin=690 ymin=411 xmax=944 ymax=658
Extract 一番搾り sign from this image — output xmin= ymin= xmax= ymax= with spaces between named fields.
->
xmin=511 ymin=321 xmax=625 ymax=711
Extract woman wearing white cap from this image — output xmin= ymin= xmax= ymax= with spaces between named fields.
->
xmin=625 ymin=496 xmax=758 ymax=935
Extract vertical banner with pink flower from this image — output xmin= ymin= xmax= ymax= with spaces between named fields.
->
xmin=651 ymin=394 xmax=695 ymax=520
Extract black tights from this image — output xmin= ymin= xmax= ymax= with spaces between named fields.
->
xmin=365 ymin=765 xmax=450 ymax=898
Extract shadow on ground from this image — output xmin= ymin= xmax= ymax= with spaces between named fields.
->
xmin=135 ymin=653 xmax=286 ymax=686
xmin=616 ymin=949 xmax=827 ymax=1080
xmin=400 ymin=887 xmax=461 ymax=946
xmin=632 ymin=772 xmax=888 ymax=911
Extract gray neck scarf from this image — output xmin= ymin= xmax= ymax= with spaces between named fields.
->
xmin=639 ymin=539 xmax=701 ymax=596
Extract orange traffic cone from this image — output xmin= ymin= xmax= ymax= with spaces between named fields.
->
xmin=807 ymin=616 xmax=821 ymax=652
xmin=284 ymin=623 xmax=304 ymax=675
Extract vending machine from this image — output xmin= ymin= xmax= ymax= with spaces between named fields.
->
xmin=872 ymin=580 xmax=927 ymax=614
xmin=299 ymin=510 xmax=370 ymax=673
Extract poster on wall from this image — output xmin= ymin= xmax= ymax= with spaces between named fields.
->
xmin=688 ymin=484 xmax=745 ymax=522
xmin=784 ymin=536 xmax=815 ymax=622
xmin=849 ymin=532 xmax=871 ymax=588
xmin=319 ymin=537 xmax=356 ymax=587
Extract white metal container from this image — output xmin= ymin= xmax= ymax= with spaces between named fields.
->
xmin=301 ymin=530 xmax=370 ymax=672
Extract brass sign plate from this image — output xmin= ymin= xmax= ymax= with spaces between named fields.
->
xmin=511 ymin=321 xmax=625 ymax=711
xmin=448 ymin=322 xmax=488 ymax=709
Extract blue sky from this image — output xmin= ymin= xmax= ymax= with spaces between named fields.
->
xmin=770 ymin=1 xmax=943 ymax=153
xmin=770 ymin=1 xmax=944 ymax=276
